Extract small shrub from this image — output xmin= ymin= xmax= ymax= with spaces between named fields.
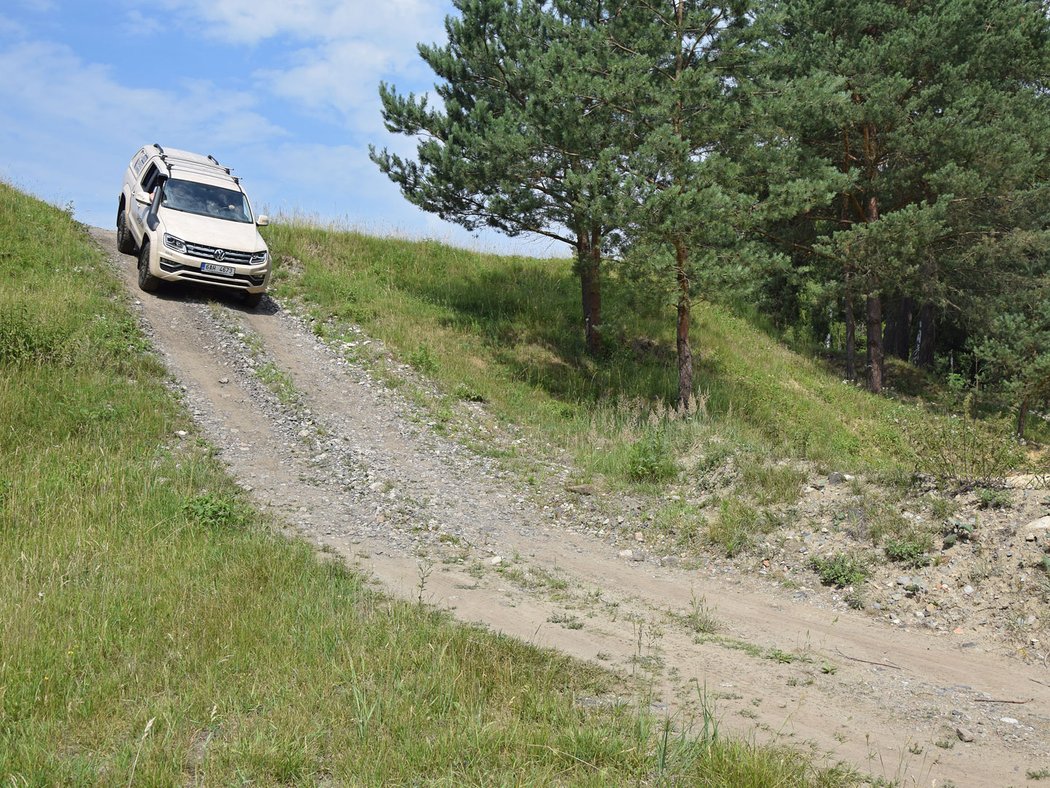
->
xmin=942 ymin=516 xmax=977 ymax=548
xmin=183 ymin=492 xmax=248 ymax=530
xmin=976 ymin=487 xmax=1011 ymax=510
xmin=907 ymin=409 xmax=1021 ymax=488
xmin=884 ymin=531 xmax=934 ymax=568
xmin=407 ymin=343 xmax=438 ymax=374
xmin=625 ymin=432 xmax=679 ymax=483
xmin=810 ymin=553 xmax=869 ymax=588
xmin=453 ymin=382 xmax=486 ymax=402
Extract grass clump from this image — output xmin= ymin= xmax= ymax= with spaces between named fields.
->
xmin=625 ymin=430 xmax=679 ymax=483
xmin=740 ymin=462 xmax=808 ymax=506
xmin=706 ymin=497 xmax=774 ymax=557
xmin=884 ymin=531 xmax=934 ymax=568
xmin=976 ymin=487 xmax=1012 ymax=510
xmin=810 ymin=553 xmax=869 ymax=588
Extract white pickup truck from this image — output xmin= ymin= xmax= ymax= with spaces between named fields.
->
xmin=116 ymin=144 xmax=271 ymax=307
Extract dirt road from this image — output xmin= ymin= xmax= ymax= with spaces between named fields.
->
xmin=94 ymin=228 xmax=1049 ymax=786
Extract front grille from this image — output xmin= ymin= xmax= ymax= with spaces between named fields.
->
xmin=184 ymin=241 xmax=255 ymax=265
xmin=159 ymin=257 xmax=264 ymax=289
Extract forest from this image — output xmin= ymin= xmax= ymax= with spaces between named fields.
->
xmin=371 ymin=0 xmax=1050 ymax=437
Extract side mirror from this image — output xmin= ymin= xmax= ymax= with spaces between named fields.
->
xmin=256 ymin=214 xmax=269 ymax=227
xmin=134 ymin=190 xmax=151 ymax=205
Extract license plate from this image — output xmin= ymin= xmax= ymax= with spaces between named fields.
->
xmin=201 ymin=261 xmax=235 ymax=277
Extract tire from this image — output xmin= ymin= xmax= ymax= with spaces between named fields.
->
xmin=116 ymin=205 xmax=137 ymax=255
xmin=242 ymin=291 xmax=263 ymax=309
xmin=137 ymin=242 xmax=161 ymax=293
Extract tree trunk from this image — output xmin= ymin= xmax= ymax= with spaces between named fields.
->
xmin=883 ymin=296 xmax=913 ymax=360
xmin=1017 ymin=396 xmax=1030 ymax=439
xmin=864 ymin=195 xmax=884 ymax=393
xmin=866 ymin=293 xmax=884 ymax=394
xmin=844 ymin=271 xmax=857 ymax=381
xmin=575 ymin=229 xmax=603 ymax=356
xmin=674 ymin=237 xmax=694 ymax=409
xmin=915 ymin=301 xmax=935 ymax=368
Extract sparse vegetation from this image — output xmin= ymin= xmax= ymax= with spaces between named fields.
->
xmin=707 ymin=497 xmax=771 ymax=557
xmin=884 ymin=532 xmax=934 ymax=568
xmin=976 ymin=487 xmax=1012 ymax=510
xmin=810 ymin=553 xmax=870 ymax=588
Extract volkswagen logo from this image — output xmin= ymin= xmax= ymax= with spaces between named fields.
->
xmin=213 ymin=248 xmax=226 ymax=262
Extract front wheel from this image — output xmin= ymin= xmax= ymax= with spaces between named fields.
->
xmin=116 ymin=206 xmax=137 ymax=254
xmin=137 ymin=242 xmax=161 ymax=293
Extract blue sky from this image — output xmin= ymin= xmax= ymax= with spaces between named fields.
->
xmin=0 ymin=0 xmax=567 ymax=257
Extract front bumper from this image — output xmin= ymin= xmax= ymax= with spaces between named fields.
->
xmin=152 ymin=245 xmax=270 ymax=293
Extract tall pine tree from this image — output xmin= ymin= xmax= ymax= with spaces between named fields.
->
xmin=371 ymin=0 xmax=624 ymax=355
xmin=753 ymin=0 xmax=1050 ymax=393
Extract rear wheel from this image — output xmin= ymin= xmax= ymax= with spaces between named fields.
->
xmin=116 ymin=205 xmax=137 ymax=254
xmin=137 ymin=242 xmax=161 ymax=293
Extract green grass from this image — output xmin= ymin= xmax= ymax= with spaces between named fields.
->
xmin=263 ymin=220 xmax=932 ymax=481
xmin=1 ymin=185 xmax=854 ymax=783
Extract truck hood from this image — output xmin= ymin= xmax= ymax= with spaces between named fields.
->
xmin=158 ymin=209 xmax=267 ymax=253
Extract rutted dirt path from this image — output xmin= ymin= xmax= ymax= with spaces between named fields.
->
xmin=94 ymin=228 xmax=1049 ymax=786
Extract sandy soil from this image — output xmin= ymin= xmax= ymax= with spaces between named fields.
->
xmin=93 ymin=228 xmax=1050 ymax=786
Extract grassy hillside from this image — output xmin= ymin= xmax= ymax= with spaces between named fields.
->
xmin=0 ymin=187 xmax=856 ymax=782
xmin=264 ymin=222 xmax=925 ymax=482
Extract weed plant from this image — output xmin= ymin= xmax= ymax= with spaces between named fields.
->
xmin=1 ymin=185 xmax=849 ymax=784
xmin=810 ymin=553 xmax=870 ymax=588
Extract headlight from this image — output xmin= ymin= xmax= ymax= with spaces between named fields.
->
xmin=250 ymin=251 xmax=269 ymax=265
xmin=163 ymin=233 xmax=186 ymax=253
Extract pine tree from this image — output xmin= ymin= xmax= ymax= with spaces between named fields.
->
xmin=604 ymin=1 xmax=839 ymax=407
xmin=371 ymin=0 xmax=625 ymax=355
xmin=753 ymin=0 xmax=1050 ymax=393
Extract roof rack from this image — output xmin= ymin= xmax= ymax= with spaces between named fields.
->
xmin=156 ymin=150 xmax=240 ymax=184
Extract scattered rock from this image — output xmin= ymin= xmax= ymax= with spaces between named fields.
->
xmin=1024 ymin=515 xmax=1050 ymax=534
xmin=956 ymin=726 xmax=975 ymax=742
xmin=618 ymin=549 xmax=634 ymax=560
xmin=218 ymin=376 xmax=230 ymax=384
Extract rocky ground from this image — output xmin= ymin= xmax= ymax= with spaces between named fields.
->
xmin=94 ymin=227 xmax=1050 ymax=787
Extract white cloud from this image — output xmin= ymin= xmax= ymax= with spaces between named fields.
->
xmin=14 ymin=0 xmax=57 ymax=12
xmin=0 ymin=39 xmax=288 ymax=228
xmin=142 ymin=0 xmax=445 ymax=47
xmin=0 ymin=14 xmax=28 ymax=37
xmin=0 ymin=41 xmax=286 ymax=148
xmin=137 ymin=0 xmax=447 ymax=132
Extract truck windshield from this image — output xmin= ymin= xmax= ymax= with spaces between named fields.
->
xmin=161 ymin=179 xmax=253 ymax=223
